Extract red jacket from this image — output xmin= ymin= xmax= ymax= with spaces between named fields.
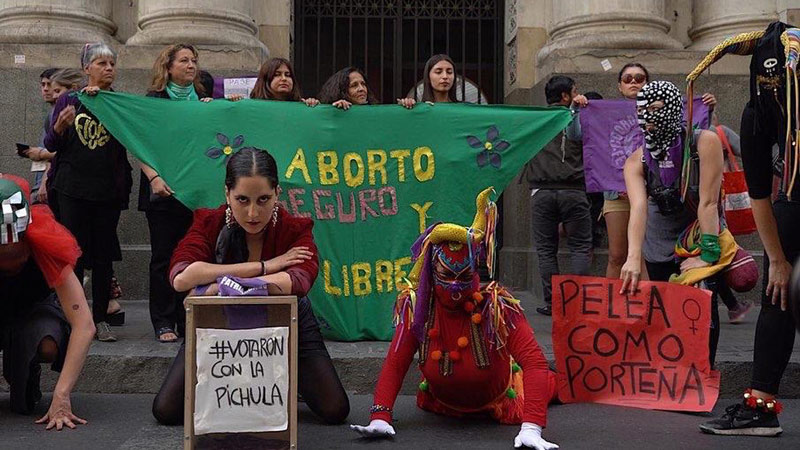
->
xmin=169 ymin=205 xmax=319 ymax=297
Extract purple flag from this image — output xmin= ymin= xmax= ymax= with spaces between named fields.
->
xmin=581 ymin=97 xmax=710 ymax=193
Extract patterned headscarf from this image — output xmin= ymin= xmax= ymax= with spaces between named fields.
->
xmin=637 ymin=80 xmax=684 ymax=161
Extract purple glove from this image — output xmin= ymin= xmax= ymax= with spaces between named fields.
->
xmin=216 ymin=276 xmax=273 ymax=297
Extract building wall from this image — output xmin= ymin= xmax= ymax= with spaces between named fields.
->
xmin=0 ymin=0 xmax=797 ymax=297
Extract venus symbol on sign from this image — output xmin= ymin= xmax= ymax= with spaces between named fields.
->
xmin=682 ymin=298 xmax=701 ymax=335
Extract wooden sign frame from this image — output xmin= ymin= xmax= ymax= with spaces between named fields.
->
xmin=184 ymin=296 xmax=298 ymax=449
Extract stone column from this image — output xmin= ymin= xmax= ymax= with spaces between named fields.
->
xmin=688 ymin=0 xmax=777 ymax=50
xmin=0 ymin=0 xmax=116 ymax=43
xmin=127 ymin=0 xmax=267 ymax=51
xmin=538 ymin=0 xmax=682 ymax=60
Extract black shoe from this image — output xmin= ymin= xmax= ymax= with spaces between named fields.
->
xmin=699 ymin=403 xmax=782 ymax=436
xmin=536 ymin=305 xmax=552 ymax=316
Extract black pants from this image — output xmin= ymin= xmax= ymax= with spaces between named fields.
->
xmin=57 ymin=192 xmax=121 ymax=324
xmin=152 ymin=297 xmax=350 ymax=425
xmin=146 ymin=204 xmax=193 ymax=335
xmin=530 ymin=189 xmax=593 ymax=304
xmin=751 ymin=199 xmax=799 ymax=394
xmin=646 ymin=260 xmax=720 ymax=368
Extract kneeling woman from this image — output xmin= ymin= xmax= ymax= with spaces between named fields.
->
xmin=152 ymin=148 xmax=349 ymax=425
xmin=0 ymin=175 xmax=95 ymax=429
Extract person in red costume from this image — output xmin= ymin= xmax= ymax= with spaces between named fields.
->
xmin=0 ymin=174 xmax=95 ymax=430
xmin=351 ymin=187 xmax=560 ymax=449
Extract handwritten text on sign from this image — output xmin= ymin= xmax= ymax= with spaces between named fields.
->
xmin=552 ymin=276 xmax=720 ymax=412
xmin=194 ymin=327 xmax=289 ymax=435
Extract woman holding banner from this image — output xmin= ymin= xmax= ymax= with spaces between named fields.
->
xmin=619 ymin=80 xmax=726 ymax=366
xmin=318 ymin=66 xmax=376 ymax=109
xmin=397 ymin=54 xmax=460 ymax=108
xmin=604 ymin=64 xmax=717 ymax=281
xmin=250 ymin=57 xmax=319 ymax=107
xmin=44 ymin=42 xmax=133 ymax=343
xmin=152 ymin=148 xmax=349 ymax=426
xmin=139 ymin=44 xmax=210 ymax=344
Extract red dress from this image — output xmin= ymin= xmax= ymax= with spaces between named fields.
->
xmin=169 ymin=205 xmax=318 ymax=297
xmin=370 ymin=300 xmax=558 ymax=427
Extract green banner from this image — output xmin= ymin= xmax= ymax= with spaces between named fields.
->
xmin=79 ymin=92 xmax=571 ymax=341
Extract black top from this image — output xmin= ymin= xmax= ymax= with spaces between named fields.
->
xmin=44 ymin=92 xmax=132 ymax=208
xmin=0 ymin=258 xmax=52 ymax=325
xmin=137 ymin=89 xmax=207 ymax=212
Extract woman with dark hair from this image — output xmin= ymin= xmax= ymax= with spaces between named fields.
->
xmin=44 ymin=42 xmax=133 ymax=343
xmin=605 ymin=63 xmax=716 ymax=281
xmin=151 ymin=147 xmax=349 ymax=426
xmin=250 ymin=57 xmax=319 ymax=106
xmin=397 ymin=54 xmax=460 ymax=108
xmin=603 ymin=62 xmax=652 ymax=282
xmin=140 ymin=44 xmax=211 ymax=343
xmin=318 ymin=66 xmax=375 ymax=109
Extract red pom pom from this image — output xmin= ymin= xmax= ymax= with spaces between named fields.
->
xmin=463 ymin=302 xmax=475 ymax=313
xmin=472 ymin=292 xmax=483 ymax=302
xmin=457 ymin=336 xmax=469 ymax=348
xmin=427 ymin=328 xmax=439 ymax=339
xmin=774 ymin=401 xmax=784 ymax=414
xmin=431 ymin=350 xmax=442 ymax=361
xmin=745 ymin=396 xmax=758 ymax=409
xmin=449 ymin=350 xmax=461 ymax=361
xmin=471 ymin=313 xmax=482 ymax=324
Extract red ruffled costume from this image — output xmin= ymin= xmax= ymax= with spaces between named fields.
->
xmin=0 ymin=174 xmax=80 ymax=286
xmin=369 ymin=188 xmax=558 ymax=427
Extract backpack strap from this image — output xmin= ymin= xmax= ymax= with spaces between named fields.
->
xmin=714 ymin=125 xmax=740 ymax=171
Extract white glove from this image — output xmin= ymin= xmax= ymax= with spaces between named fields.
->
xmin=350 ymin=419 xmax=396 ymax=438
xmin=514 ymin=423 xmax=558 ymax=449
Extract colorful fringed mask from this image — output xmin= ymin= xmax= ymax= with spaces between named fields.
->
xmin=0 ymin=175 xmax=31 ymax=245
xmin=432 ymin=241 xmax=480 ymax=309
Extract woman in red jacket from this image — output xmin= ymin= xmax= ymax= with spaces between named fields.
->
xmin=151 ymin=147 xmax=349 ymax=426
xmin=351 ymin=188 xmax=559 ymax=450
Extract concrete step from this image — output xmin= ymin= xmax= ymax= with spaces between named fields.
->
xmin=2 ymin=292 xmax=797 ymax=399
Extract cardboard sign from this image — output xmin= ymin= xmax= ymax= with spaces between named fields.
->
xmin=194 ymin=327 xmax=289 ymax=435
xmin=222 ymin=77 xmax=257 ymax=98
xmin=552 ymin=275 xmax=720 ymax=412
xmin=185 ymin=297 xmax=297 ymax=449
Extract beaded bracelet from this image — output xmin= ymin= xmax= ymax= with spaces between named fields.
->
xmin=369 ymin=404 xmax=393 ymax=415
xmin=744 ymin=389 xmax=783 ymax=414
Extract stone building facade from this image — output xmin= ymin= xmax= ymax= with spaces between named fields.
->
xmin=0 ymin=0 xmax=796 ymax=297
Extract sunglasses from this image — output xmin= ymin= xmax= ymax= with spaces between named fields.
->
xmin=621 ymin=73 xmax=647 ymax=84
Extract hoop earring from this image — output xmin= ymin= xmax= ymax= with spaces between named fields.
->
xmin=225 ymin=204 xmax=234 ymax=228
xmin=271 ymin=205 xmax=279 ymax=227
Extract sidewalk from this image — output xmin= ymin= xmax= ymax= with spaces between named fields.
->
xmin=1 ymin=291 xmax=798 ymax=398
xmin=1 ymin=393 xmax=797 ymax=450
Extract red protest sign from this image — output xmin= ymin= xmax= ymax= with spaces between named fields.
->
xmin=552 ymin=275 xmax=720 ymax=412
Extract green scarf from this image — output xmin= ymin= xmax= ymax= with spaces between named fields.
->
xmin=165 ymin=81 xmax=199 ymax=101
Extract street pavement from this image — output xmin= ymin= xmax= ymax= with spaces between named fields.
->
xmin=1 ymin=393 xmax=797 ymax=449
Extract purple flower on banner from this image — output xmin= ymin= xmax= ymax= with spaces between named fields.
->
xmin=467 ymin=125 xmax=510 ymax=168
xmin=206 ymin=133 xmax=245 ymax=162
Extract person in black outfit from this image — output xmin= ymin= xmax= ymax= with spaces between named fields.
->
xmin=139 ymin=44 xmax=210 ymax=343
xmin=0 ymin=174 xmax=95 ymax=429
xmin=700 ymin=21 xmax=797 ymax=437
xmin=44 ymin=43 xmax=132 ymax=343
